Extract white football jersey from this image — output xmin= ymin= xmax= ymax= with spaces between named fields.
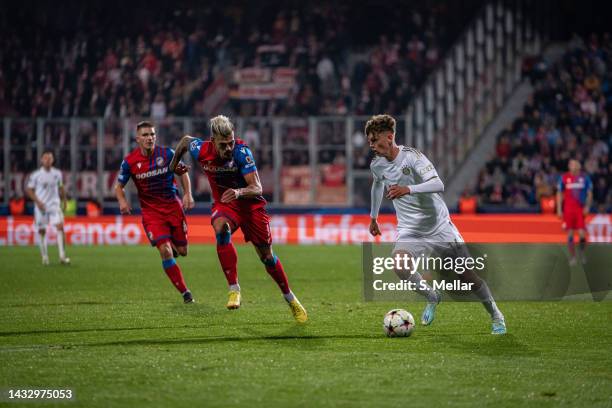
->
xmin=26 ymin=167 xmax=63 ymax=211
xmin=370 ymin=146 xmax=450 ymax=237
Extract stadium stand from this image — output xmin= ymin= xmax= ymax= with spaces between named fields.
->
xmin=0 ymin=1 xmax=483 ymax=120
xmin=475 ymin=34 xmax=611 ymax=213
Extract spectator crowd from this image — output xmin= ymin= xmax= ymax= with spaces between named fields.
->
xmin=0 ymin=1 xmax=482 ymax=120
xmin=475 ymin=33 xmax=612 ymax=212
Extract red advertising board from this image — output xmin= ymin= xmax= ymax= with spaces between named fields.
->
xmin=1 ymin=214 xmax=611 ymax=246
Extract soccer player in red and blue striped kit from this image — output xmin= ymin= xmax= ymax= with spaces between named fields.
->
xmin=557 ymin=159 xmax=593 ymax=265
xmin=115 ymin=121 xmax=196 ymax=303
xmin=169 ymin=115 xmax=307 ymax=322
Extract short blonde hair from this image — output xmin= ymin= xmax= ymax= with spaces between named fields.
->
xmin=210 ymin=115 xmax=234 ymax=138
xmin=364 ymin=114 xmax=396 ymax=137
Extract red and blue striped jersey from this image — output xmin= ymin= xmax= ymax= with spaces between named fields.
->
xmin=117 ymin=146 xmax=182 ymax=216
xmin=557 ymin=172 xmax=592 ymax=211
xmin=188 ymin=137 xmax=265 ymax=205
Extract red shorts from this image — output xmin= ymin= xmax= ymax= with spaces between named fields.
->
xmin=142 ymin=211 xmax=188 ymax=247
xmin=211 ymin=202 xmax=272 ymax=246
xmin=563 ymin=208 xmax=585 ymax=230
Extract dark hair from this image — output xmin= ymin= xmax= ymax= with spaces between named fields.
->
xmin=41 ymin=149 xmax=54 ymax=157
xmin=365 ymin=114 xmax=396 ymax=137
xmin=136 ymin=121 xmax=155 ymax=131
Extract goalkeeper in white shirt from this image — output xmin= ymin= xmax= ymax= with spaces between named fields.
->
xmin=25 ymin=151 xmax=70 ymax=266
xmin=367 ymin=114 xmax=505 ymax=335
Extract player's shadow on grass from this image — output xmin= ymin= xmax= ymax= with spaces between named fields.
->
xmin=5 ymin=299 xmax=213 ymax=308
xmin=429 ymin=333 xmax=538 ymax=357
xmin=241 ymin=324 xmax=329 ymax=350
xmin=41 ymin=331 xmax=381 ymax=349
xmin=5 ymin=301 xmax=120 ymax=308
xmin=0 ymin=326 xmax=213 ymax=337
xmin=169 ymin=302 xmax=216 ymax=315
xmin=0 ymin=320 xmax=300 ymax=337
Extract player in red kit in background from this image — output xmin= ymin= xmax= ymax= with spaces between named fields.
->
xmin=169 ymin=115 xmax=307 ymax=323
xmin=115 ymin=121 xmax=196 ymax=303
xmin=557 ymin=159 xmax=593 ymax=265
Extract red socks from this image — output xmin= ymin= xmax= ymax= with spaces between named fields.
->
xmin=568 ymin=236 xmax=576 ymax=256
xmin=217 ymin=243 xmax=238 ymax=286
xmin=162 ymin=258 xmax=187 ymax=293
xmin=264 ymin=256 xmax=290 ymax=295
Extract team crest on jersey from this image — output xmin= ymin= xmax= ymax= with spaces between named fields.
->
xmin=190 ymin=140 xmax=199 ymax=151
xmin=402 ymin=166 xmax=411 ymax=175
xmin=245 ymin=156 xmax=253 ymax=164
xmin=156 ymin=156 xmax=164 ymax=167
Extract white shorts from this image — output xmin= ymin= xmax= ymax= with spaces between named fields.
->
xmin=34 ymin=207 xmax=64 ymax=230
xmin=394 ymin=220 xmax=467 ymax=259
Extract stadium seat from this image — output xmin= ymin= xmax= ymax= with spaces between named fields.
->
xmin=9 ymin=197 xmax=25 ymax=215
xmin=459 ymin=196 xmax=477 ymax=214
xmin=540 ymin=196 xmax=556 ymax=214
xmin=86 ymin=201 xmax=101 ymax=217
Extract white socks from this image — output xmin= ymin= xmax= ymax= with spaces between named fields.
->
xmin=38 ymin=232 xmax=48 ymax=258
xmin=39 ymin=229 xmax=68 ymax=261
xmin=283 ymin=291 xmax=296 ymax=302
xmin=474 ymin=282 xmax=503 ymax=320
xmin=57 ymin=230 xmax=66 ymax=259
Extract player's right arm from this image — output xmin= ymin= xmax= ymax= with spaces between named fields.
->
xmin=584 ymin=175 xmax=593 ymax=216
xmin=369 ymin=165 xmax=384 ymax=236
xmin=115 ymin=160 xmax=132 ymax=215
xmin=556 ymin=176 xmax=563 ymax=217
xmin=178 ymin=172 xmax=195 ymax=210
xmin=169 ymin=135 xmax=198 ymax=174
xmin=25 ymin=172 xmax=45 ymax=211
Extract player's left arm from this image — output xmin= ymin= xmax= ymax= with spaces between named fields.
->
xmin=220 ymin=171 xmax=263 ymax=203
xmin=387 ymin=153 xmax=444 ymax=199
xmin=59 ymin=185 xmax=67 ymax=212
xmin=58 ymin=171 xmax=66 ymax=212
xmin=220 ymin=145 xmax=262 ymax=203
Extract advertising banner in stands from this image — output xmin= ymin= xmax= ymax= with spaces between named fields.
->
xmin=229 ymin=67 xmax=297 ymax=100
xmin=1 ymin=215 xmax=610 ymax=246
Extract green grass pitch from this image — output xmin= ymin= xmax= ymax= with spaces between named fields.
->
xmin=0 ymin=245 xmax=610 ymax=407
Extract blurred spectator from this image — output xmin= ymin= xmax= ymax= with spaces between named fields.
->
xmin=243 ymin=123 xmax=260 ymax=151
xmin=150 ymin=94 xmax=167 ymax=120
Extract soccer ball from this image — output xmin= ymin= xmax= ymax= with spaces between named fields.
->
xmin=383 ymin=309 xmax=415 ymax=337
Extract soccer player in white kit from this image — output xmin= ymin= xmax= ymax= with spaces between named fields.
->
xmin=25 ymin=151 xmax=70 ymax=266
xmin=366 ymin=114 xmax=506 ymax=335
